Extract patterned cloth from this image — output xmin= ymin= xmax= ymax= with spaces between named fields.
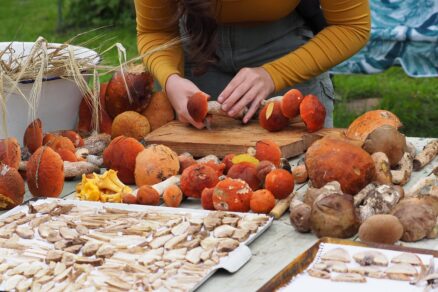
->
xmin=331 ymin=0 xmax=438 ymax=77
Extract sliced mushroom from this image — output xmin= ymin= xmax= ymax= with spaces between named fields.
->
xmin=162 ymin=248 xmax=187 ymax=261
xmin=353 ymin=251 xmax=388 ymax=266
xmin=391 ymin=253 xmax=423 ymax=266
xmin=82 ymin=241 xmax=101 ymax=257
xmin=232 ymin=228 xmax=251 ymax=242
xmin=307 ymin=268 xmax=330 ymax=279
xmin=386 ymin=263 xmax=418 ymax=281
xmin=96 ymin=244 xmax=115 ymax=258
xmin=314 ymin=261 xmax=348 ymax=273
xmin=349 ymin=266 xmax=385 ymax=278
xmin=332 ymin=273 xmax=366 ymax=283
xmin=185 ymin=246 xmax=204 ymax=264
xmin=16 ymin=225 xmax=34 ymax=239
xmin=164 ymin=233 xmax=188 ymax=250
xmin=149 ymin=234 xmax=173 ymax=249
xmin=217 ymin=238 xmax=239 ymax=252
xmin=213 ymin=225 xmax=236 ymax=238
xmin=203 ymin=215 xmax=222 ymax=231
xmin=200 ymin=237 xmax=220 ymax=250
xmin=63 ymin=244 xmax=83 ymax=254
xmin=45 ymin=250 xmax=63 ymax=263
xmin=59 ymin=227 xmax=79 ymax=240
xmin=321 ymin=248 xmax=351 ymax=263
xmin=171 ymin=221 xmax=190 ymax=236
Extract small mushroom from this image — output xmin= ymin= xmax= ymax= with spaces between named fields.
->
xmin=23 ymin=119 xmax=43 ymax=153
xmin=254 ymin=139 xmax=282 ymax=167
xmin=259 ymin=101 xmax=289 ymax=132
xmin=321 ymin=248 xmax=351 ymax=263
xmin=0 ymin=164 xmax=25 ymax=210
xmin=280 ymin=89 xmax=303 ymax=119
xmin=386 ymin=263 xmax=418 ymax=281
xmin=111 ymin=111 xmax=150 ymax=140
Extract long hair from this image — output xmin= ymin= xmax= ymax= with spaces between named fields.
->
xmin=176 ymin=0 xmax=218 ymax=75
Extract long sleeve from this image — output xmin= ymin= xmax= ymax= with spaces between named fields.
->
xmin=134 ymin=0 xmax=184 ymax=89
xmin=262 ymin=0 xmax=371 ymax=91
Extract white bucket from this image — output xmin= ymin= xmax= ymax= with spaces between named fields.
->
xmin=0 ymin=42 xmax=100 ymax=142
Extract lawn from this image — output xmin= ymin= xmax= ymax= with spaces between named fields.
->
xmin=1 ymin=0 xmax=437 ymax=137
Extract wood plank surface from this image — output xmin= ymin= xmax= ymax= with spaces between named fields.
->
xmin=144 ymin=116 xmax=344 ymax=159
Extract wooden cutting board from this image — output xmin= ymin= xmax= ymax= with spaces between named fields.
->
xmin=145 ymin=116 xmax=344 ymax=159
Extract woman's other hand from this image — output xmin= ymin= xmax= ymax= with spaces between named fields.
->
xmin=166 ymin=74 xmax=206 ymax=129
xmin=218 ymin=67 xmax=275 ymax=123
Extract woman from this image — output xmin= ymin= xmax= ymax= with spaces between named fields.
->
xmin=134 ymin=0 xmax=370 ymax=129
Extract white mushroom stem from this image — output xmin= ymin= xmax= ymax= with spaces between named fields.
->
xmin=207 ymin=101 xmax=246 ymax=119
xmin=391 ymin=152 xmax=413 ymax=185
xmin=407 ymin=176 xmax=438 ymax=197
xmin=19 ymin=161 xmax=100 ymax=178
xmin=270 ymin=192 xmax=295 ymax=219
xmin=413 ymin=140 xmax=438 ymax=171
xmin=371 ymin=152 xmax=392 ymax=185
xmin=196 ymin=154 xmax=220 ymax=164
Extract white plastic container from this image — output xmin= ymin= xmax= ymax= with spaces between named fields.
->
xmin=0 ymin=42 xmax=99 ymax=141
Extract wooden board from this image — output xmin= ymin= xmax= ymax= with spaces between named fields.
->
xmin=144 ymin=116 xmax=344 ymax=158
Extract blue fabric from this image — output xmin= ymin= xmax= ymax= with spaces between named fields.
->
xmin=330 ymin=0 xmax=438 ymax=77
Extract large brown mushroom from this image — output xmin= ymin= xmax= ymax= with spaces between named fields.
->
xmin=0 ymin=163 xmax=25 ymax=209
xmin=0 ymin=137 xmax=21 ymax=169
xmin=227 ymin=162 xmax=261 ymax=191
xmin=299 ymin=94 xmax=326 ymax=133
xmin=103 ymin=136 xmax=145 ymax=184
xmin=134 ymin=144 xmax=180 ymax=186
xmin=23 ymin=119 xmax=43 ymax=153
xmin=305 ymin=136 xmax=376 ymax=195
xmin=27 ymin=146 xmax=64 ymax=197
xmin=310 ymin=191 xmax=359 ymax=238
xmin=391 ymin=198 xmax=437 ymax=242
xmin=105 ymin=64 xmax=154 ymax=119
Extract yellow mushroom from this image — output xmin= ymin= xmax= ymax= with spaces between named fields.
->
xmin=100 ymin=192 xmax=122 ymax=203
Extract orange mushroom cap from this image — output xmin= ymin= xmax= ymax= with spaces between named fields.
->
xmin=180 ymin=164 xmax=219 ymax=198
xmin=259 ymin=101 xmax=289 ymax=132
xmin=265 ymin=169 xmax=294 ymax=199
xmin=250 ymin=189 xmax=276 ymax=214
xmin=212 ymin=178 xmax=252 ymax=212
xmin=23 ymin=119 xmax=43 ymax=154
xmin=346 ymin=110 xmax=402 ymax=142
xmin=137 ymin=185 xmax=160 ymax=205
xmin=0 ymin=137 xmax=21 ymax=169
xmin=187 ymin=92 xmax=209 ymax=123
xmin=255 ymin=139 xmax=282 ymax=167
xmin=201 ymin=187 xmax=215 ymax=210
xmin=300 ymin=94 xmax=326 ymax=133
xmin=280 ymin=89 xmax=304 ymax=119
xmin=0 ymin=163 xmax=25 ymax=209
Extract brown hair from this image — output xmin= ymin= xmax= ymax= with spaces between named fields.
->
xmin=176 ymin=0 xmax=218 ymax=75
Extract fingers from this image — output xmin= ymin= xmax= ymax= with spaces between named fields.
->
xmin=218 ymin=71 xmax=246 ymax=104
xmin=221 ymin=82 xmax=251 ymax=113
xmin=243 ymin=95 xmax=265 ymax=123
xmin=228 ymin=86 xmax=259 ymax=117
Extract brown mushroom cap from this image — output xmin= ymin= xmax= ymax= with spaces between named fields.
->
xmin=259 ymin=101 xmax=289 ymax=132
xmin=310 ymin=192 xmax=359 ymax=238
xmin=137 ymin=185 xmax=160 ymax=205
xmin=0 ymin=164 xmax=25 ymax=209
xmin=23 ymin=119 xmax=43 ymax=153
xmin=187 ymin=92 xmax=209 ymax=123
xmin=0 ymin=137 xmax=21 ymax=169
xmin=134 ymin=144 xmax=180 ymax=186
xmin=362 ymin=124 xmax=406 ymax=167
xmin=111 ymin=111 xmax=151 ymax=140
xmin=305 ymin=136 xmax=376 ymax=195
xmin=27 ymin=146 xmax=64 ymax=198
xmin=180 ymin=164 xmax=219 ymax=198
xmin=346 ymin=110 xmax=402 ymax=142
xmin=105 ymin=64 xmax=154 ymax=119
xmin=358 ymin=214 xmax=404 ymax=244
xmin=227 ymin=162 xmax=261 ymax=191
xmin=280 ymin=88 xmax=303 ymax=119
xmin=300 ymin=94 xmax=326 ymax=133
xmin=391 ymin=198 xmax=437 ymax=242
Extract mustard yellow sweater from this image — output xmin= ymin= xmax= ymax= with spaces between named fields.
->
xmin=135 ymin=0 xmax=371 ymax=91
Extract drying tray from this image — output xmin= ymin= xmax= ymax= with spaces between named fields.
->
xmin=0 ymin=198 xmax=273 ymax=291
xmin=258 ymin=237 xmax=438 ymax=292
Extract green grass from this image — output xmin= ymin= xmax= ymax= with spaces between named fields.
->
xmin=2 ymin=0 xmax=437 ymax=137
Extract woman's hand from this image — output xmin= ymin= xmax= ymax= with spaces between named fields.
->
xmin=218 ymin=67 xmax=275 ymax=123
xmin=165 ymin=74 xmax=206 ymax=129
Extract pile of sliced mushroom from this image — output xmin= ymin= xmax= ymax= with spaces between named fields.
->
xmin=0 ymin=201 xmax=269 ymax=291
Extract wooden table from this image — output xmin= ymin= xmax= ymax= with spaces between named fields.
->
xmin=4 ymin=137 xmax=437 ymax=292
